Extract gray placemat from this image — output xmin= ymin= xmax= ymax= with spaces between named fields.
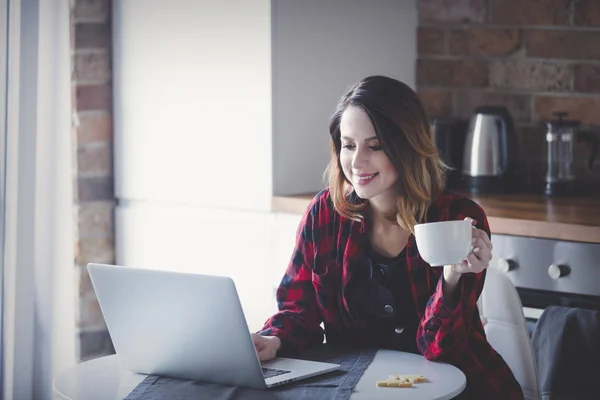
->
xmin=124 ymin=346 xmax=377 ymax=400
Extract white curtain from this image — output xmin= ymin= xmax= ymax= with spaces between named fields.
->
xmin=2 ymin=0 xmax=76 ymax=399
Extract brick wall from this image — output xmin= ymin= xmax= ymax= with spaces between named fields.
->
xmin=416 ymin=0 xmax=600 ymax=184
xmin=71 ymin=0 xmax=115 ymax=361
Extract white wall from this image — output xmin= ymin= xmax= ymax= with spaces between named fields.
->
xmin=272 ymin=0 xmax=417 ymax=195
xmin=113 ymin=0 xmax=273 ymax=212
xmin=113 ymin=0 xmax=274 ymax=331
xmin=115 ymin=204 xmax=279 ymax=332
xmin=113 ymin=0 xmax=417 ymax=332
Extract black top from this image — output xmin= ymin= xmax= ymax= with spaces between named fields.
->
xmin=348 ymin=244 xmax=420 ymax=353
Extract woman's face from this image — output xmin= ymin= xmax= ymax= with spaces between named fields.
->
xmin=339 ymin=105 xmax=399 ymax=205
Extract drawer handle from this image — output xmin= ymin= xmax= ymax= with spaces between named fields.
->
xmin=548 ymin=264 xmax=570 ymax=280
xmin=497 ymin=258 xmax=516 ymax=273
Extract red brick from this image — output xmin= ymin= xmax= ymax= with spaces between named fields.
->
xmin=417 ymin=59 xmax=488 ymax=88
xmin=77 ymin=176 xmax=114 ymax=202
xmin=70 ymin=16 xmax=75 ymax=50
xmin=79 ymin=330 xmax=114 ymax=361
xmin=417 ymin=90 xmax=453 ymax=117
xmin=449 ymin=28 xmax=522 ymax=56
xmin=77 ymin=143 xmax=113 ymax=176
xmin=74 ymin=0 xmax=110 ymax=22
xmin=419 ymin=0 xmax=487 ymax=24
xmin=78 ymin=264 xmax=94 ymax=296
xmin=418 ymin=27 xmax=445 ymax=55
xmin=71 ymin=84 xmax=77 ymax=110
xmin=78 ymin=296 xmax=106 ymax=329
xmin=490 ymin=60 xmax=572 ymax=92
xmin=75 ymin=236 xmax=115 ymax=266
xmin=574 ymin=64 xmax=600 ymax=93
xmin=456 ymin=91 xmax=532 ymax=123
xmin=75 ymin=23 xmax=110 ymax=50
xmin=490 ymin=0 xmax=570 ymax=25
xmin=76 ymin=84 xmax=111 ymax=111
xmin=77 ymin=113 xmax=112 ymax=143
xmin=78 ymin=202 xmax=114 ymax=239
xmin=74 ymin=51 xmax=111 ymax=83
xmin=534 ymin=96 xmax=600 ymax=124
xmin=574 ymin=0 xmax=600 ymax=27
xmin=526 ymin=30 xmax=600 ymax=60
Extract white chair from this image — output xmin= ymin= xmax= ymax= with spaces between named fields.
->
xmin=478 ymin=266 xmax=540 ymax=400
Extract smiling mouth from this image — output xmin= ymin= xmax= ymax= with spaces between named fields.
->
xmin=356 ymin=173 xmax=379 ymax=184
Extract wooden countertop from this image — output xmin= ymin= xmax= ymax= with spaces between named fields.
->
xmin=271 ymin=193 xmax=600 ymax=244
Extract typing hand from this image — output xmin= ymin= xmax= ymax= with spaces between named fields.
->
xmin=251 ymin=333 xmax=281 ymax=362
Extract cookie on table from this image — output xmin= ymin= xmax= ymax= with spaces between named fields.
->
xmin=376 ymin=379 xmax=413 ymax=388
xmin=388 ymin=374 xmax=427 ymax=383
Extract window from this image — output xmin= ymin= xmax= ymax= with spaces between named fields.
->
xmin=0 ymin=0 xmax=9 ymax=390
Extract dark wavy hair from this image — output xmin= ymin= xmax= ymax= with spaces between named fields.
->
xmin=325 ymin=75 xmax=447 ymax=234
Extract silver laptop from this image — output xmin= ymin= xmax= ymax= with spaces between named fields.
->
xmin=87 ymin=263 xmax=340 ymax=389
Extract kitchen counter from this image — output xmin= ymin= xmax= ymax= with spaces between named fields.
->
xmin=271 ymin=193 xmax=600 ymax=244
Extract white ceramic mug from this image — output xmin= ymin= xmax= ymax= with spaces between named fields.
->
xmin=414 ymin=219 xmax=473 ymax=267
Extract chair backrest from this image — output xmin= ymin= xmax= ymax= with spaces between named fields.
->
xmin=478 ymin=267 xmax=540 ymax=400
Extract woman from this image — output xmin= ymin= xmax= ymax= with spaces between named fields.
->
xmin=253 ymin=76 xmax=523 ymax=399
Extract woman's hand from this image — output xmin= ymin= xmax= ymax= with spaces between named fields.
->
xmin=251 ymin=333 xmax=281 ymax=362
xmin=443 ymin=218 xmax=493 ymax=286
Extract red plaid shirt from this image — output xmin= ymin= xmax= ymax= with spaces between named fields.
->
xmin=260 ymin=189 xmax=523 ymax=399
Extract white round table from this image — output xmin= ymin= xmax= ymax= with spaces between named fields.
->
xmin=53 ymin=349 xmax=466 ymax=400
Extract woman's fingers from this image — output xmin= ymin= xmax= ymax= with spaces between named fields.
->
xmin=251 ymin=333 xmax=280 ymax=362
xmin=472 ymin=228 xmax=493 ymax=250
xmin=466 ymin=253 xmax=487 ymax=272
xmin=472 ymin=236 xmax=485 ymax=249
xmin=464 ymin=217 xmax=477 ymax=226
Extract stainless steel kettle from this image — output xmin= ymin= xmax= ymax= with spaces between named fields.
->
xmin=462 ymin=106 xmax=518 ymax=193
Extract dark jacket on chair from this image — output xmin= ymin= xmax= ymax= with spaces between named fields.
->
xmin=532 ymin=305 xmax=600 ymax=400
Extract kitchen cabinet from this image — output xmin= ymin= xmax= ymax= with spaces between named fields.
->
xmin=271 ymin=193 xmax=600 ymax=244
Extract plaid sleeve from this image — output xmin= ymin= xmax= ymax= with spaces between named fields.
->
xmin=258 ymin=192 xmax=327 ymax=354
xmin=417 ymin=197 xmax=490 ymax=360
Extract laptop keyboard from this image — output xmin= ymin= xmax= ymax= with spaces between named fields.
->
xmin=262 ymin=367 xmax=291 ymax=379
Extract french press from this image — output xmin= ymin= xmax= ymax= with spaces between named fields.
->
xmin=544 ymin=111 xmax=599 ymax=196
